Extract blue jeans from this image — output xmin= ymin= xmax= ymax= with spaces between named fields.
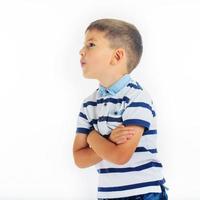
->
xmin=98 ymin=185 xmax=168 ymax=200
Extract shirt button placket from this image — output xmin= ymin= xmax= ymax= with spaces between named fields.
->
xmin=104 ymin=90 xmax=109 ymax=106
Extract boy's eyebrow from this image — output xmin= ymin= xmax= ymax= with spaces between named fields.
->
xmin=85 ymin=37 xmax=97 ymax=42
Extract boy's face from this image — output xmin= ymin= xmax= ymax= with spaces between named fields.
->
xmin=79 ymin=29 xmax=115 ymax=79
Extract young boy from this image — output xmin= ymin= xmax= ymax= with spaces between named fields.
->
xmin=73 ymin=18 xmax=168 ymax=200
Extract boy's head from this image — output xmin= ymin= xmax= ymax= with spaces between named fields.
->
xmin=79 ymin=18 xmax=143 ymax=81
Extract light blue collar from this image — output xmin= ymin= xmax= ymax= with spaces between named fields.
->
xmin=98 ymin=74 xmax=131 ymax=97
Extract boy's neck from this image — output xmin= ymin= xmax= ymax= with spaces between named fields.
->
xmin=98 ymin=73 xmax=128 ymax=88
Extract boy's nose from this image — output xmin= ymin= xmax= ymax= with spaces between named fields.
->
xmin=79 ymin=47 xmax=86 ymax=56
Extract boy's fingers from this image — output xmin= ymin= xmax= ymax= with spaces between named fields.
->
xmin=117 ymin=124 xmax=135 ymax=131
xmin=117 ymin=130 xmax=134 ymax=136
xmin=117 ymin=134 xmax=133 ymax=140
xmin=116 ymin=138 xmax=127 ymax=144
xmin=117 ymin=125 xmax=135 ymax=131
xmin=117 ymin=124 xmax=125 ymax=128
xmin=126 ymin=135 xmax=133 ymax=139
xmin=117 ymin=127 xmax=133 ymax=132
xmin=116 ymin=133 xmax=134 ymax=143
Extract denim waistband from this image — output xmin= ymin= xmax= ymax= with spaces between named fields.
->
xmin=98 ymin=184 xmax=168 ymax=200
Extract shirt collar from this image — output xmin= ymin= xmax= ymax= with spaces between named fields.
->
xmin=97 ymin=74 xmax=131 ymax=97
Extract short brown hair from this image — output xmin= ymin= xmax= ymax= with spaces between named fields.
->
xmin=85 ymin=18 xmax=143 ymax=73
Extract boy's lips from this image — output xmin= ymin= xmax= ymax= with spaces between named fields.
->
xmin=80 ymin=60 xmax=86 ymax=67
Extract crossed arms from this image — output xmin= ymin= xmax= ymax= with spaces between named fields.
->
xmin=73 ymin=124 xmax=144 ymax=168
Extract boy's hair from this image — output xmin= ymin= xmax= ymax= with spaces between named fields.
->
xmin=85 ymin=18 xmax=143 ymax=73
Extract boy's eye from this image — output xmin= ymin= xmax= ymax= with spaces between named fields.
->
xmin=87 ymin=42 xmax=95 ymax=48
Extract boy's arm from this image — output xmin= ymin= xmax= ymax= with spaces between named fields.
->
xmin=73 ymin=124 xmax=136 ymax=168
xmin=87 ymin=125 xmax=144 ymax=165
xmin=73 ymin=99 xmax=103 ymax=168
xmin=73 ymin=133 xmax=103 ymax=168
xmin=87 ymin=90 xmax=154 ymax=165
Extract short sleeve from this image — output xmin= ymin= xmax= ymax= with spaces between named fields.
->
xmin=122 ymin=90 xmax=155 ymax=131
xmin=75 ymin=101 xmax=94 ymax=134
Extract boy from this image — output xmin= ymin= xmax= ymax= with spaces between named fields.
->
xmin=73 ymin=18 xmax=168 ymax=200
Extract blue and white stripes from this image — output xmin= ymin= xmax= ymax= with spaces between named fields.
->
xmin=75 ymin=75 xmax=165 ymax=199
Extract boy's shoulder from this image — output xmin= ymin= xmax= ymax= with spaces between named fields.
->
xmin=125 ymin=79 xmax=154 ymax=104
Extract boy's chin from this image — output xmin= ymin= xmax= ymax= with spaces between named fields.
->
xmin=82 ymin=73 xmax=96 ymax=79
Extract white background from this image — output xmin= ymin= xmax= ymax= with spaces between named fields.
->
xmin=0 ymin=0 xmax=200 ymax=199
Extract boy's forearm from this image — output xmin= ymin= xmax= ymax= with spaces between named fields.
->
xmin=87 ymin=130 xmax=120 ymax=164
xmin=74 ymin=146 xmax=102 ymax=168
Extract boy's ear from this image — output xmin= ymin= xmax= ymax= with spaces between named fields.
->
xmin=110 ymin=48 xmax=125 ymax=65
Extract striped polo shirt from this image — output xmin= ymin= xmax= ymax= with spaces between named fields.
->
xmin=76 ymin=74 xmax=166 ymax=199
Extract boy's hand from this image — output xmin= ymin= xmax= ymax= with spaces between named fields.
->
xmin=109 ymin=124 xmax=135 ymax=144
